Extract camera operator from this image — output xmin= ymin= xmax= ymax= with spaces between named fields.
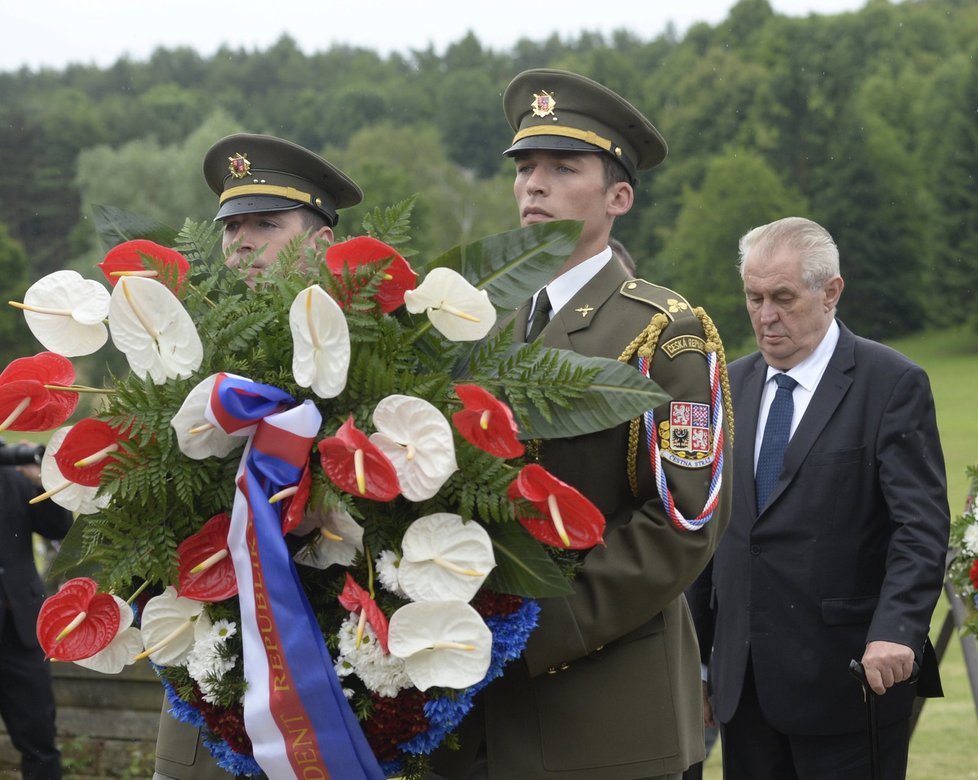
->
xmin=0 ymin=439 xmax=72 ymax=779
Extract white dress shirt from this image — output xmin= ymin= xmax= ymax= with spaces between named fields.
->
xmin=753 ymin=319 xmax=840 ymax=474
xmin=528 ymin=247 xmax=613 ymax=322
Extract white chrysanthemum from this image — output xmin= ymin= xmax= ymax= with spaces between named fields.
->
xmin=186 ymin=619 xmax=239 ymax=704
xmin=962 ymin=522 xmax=978 ymax=556
xmin=333 ymin=614 xmax=411 ymax=698
xmin=376 ymin=550 xmax=407 ymax=598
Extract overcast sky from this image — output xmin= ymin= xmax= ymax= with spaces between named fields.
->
xmin=1 ymin=0 xmax=875 ymax=73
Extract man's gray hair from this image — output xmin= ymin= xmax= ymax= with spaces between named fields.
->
xmin=737 ymin=217 xmax=840 ymax=290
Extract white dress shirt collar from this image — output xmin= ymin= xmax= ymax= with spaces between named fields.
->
xmin=531 ymin=247 xmax=612 ymax=318
xmin=764 ymin=318 xmax=840 ymax=392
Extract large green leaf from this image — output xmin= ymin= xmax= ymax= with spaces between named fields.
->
xmin=518 ymin=348 xmax=671 ymax=439
xmin=485 ymin=521 xmax=574 ymax=598
xmin=92 ymin=204 xmax=178 ymax=253
xmin=426 ymin=220 xmax=583 ymax=310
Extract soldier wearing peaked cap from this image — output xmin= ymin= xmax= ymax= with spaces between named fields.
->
xmin=428 ymin=70 xmax=732 ymax=780
xmin=202 ymin=132 xmax=362 ymax=286
xmin=152 ymin=132 xmax=363 ymax=780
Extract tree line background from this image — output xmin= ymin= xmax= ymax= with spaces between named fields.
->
xmin=1 ymin=0 xmax=976 ymax=367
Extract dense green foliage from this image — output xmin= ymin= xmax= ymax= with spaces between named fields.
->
xmin=2 ymin=0 xmax=977 ymax=347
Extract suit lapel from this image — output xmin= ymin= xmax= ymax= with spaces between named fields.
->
xmin=761 ymin=322 xmax=855 ymax=513
xmin=514 ymin=299 xmax=532 ymax=342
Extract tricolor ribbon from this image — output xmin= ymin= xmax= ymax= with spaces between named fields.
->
xmin=206 ymin=373 xmax=384 ymax=779
xmin=639 ymin=352 xmax=725 ymax=532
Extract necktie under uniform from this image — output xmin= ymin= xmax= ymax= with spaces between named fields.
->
xmin=755 ymin=373 xmax=797 ymax=512
xmin=525 ymin=287 xmax=552 ymax=342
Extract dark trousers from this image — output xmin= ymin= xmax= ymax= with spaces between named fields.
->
xmin=0 ymin=619 xmax=62 ymax=780
xmin=721 ymin=659 xmax=909 ymax=780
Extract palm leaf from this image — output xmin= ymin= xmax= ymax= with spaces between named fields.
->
xmin=92 ymin=204 xmax=178 ymax=252
xmin=426 ymin=220 xmax=583 ymax=310
xmin=485 ymin=522 xmax=574 ymax=598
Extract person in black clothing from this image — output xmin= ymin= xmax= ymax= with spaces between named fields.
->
xmin=0 ymin=454 xmax=73 ymax=779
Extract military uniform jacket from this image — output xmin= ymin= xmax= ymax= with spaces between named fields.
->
xmin=437 ymin=258 xmax=731 ymax=779
xmin=709 ymin=322 xmax=949 ymax=735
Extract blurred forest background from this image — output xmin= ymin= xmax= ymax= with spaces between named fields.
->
xmin=1 ymin=0 xmax=976 ymax=369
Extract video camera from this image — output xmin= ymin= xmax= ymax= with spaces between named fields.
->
xmin=0 ymin=438 xmax=46 ymax=467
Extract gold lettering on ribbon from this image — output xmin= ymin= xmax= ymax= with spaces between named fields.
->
xmin=248 ymin=530 xmax=326 ymax=774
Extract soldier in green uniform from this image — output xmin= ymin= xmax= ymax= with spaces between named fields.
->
xmin=153 ymin=133 xmax=362 ymax=780
xmin=430 ymin=69 xmax=732 ymax=780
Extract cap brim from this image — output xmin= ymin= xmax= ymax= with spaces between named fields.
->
xmin=503 ymin=135 xmax=605 ymax=158
xmin=214 ymin=196 xmax=305 ymax=221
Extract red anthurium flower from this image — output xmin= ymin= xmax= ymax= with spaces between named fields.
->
xmin=970 ymin=558 xmax=978 ymax=591
xmin=507 ymin=463 xmax=606 ymax=550
xmin=452 ymin=384 xmax=525 ymax=459
xmin=318 ymin=416 xmax=400 ymax=501
xmin=325 ymin=236 xmax=417 ymax=314
xmin=54 ymin=418 xmax=127 ymax=487
xmin=36 ymin=577 xmax=121 ymax=661
xmin=338 ymin=572 xmax=390 ymax=653
xmin=98 ymin=240 xmax=190 ymax=293
xmin=0 ymin=352 xmax=78 ymax=432
xmin=280 ymin=463 xmax=312 ymax=535
xmin=177 ymin=513 xmax=237 ymax=602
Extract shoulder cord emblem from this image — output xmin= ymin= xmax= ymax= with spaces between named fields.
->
xmin=619 ymin=307 xmax=735 ymax=531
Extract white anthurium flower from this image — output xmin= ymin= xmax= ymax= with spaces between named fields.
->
xmin=403 ymin=268 xmax=496 ymax=341
xmin=108 ymin=276 xmax=203 ymax=384
xmin=14 ymin=270 xmax=111 ymax=357
xmin=387 ymin=600 xmax=492 ymax=691
xmin=192 ymin=609 xmax=215 ymax=643
xmin=170 ymin=374 xmax=244 ymax=460
xmin=74 ymin=596 xmax=144 ymax=674
xmin=137 ymin=586 xmax=206 ymax=667
xmin=369 ymin=394 xmax=457 ymax=502
xmin=289 ymin=285 xmax=351 ymax=399
xmin=293 ymin=508 xmax=364 ymax=570
xmin=38 ymin=426 xmax=110 ymax=515
xmin=398 ymin=513 xmax=496 ymax=603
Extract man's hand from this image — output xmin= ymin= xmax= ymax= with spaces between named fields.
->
xmin=701 ymin=681 xmax=715 ymax=728
xmin=860 ymin=640 xmax=915 ymax=695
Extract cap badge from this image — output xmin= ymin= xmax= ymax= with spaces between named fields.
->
xmin=530 ymin=91 xmax=557 ymax=118
xmin=227 ymin=153 xmax=251 ymax=179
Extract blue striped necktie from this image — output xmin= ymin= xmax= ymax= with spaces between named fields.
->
xmin=755 ymin=373 xmax=797 ymax=512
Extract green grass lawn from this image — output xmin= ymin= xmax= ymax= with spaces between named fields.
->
xmin=704 ymin=325 xmax=978 ymax=779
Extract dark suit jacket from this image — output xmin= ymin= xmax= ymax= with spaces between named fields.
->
xmin=708 ymin=321 xmax=949 ymax=735
xmin=0 ymin=466 xmax=73 ymax=647
xmin=436 ymin=259 xmax=731 ymax=779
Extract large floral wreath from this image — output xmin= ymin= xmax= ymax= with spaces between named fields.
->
xmin=7 ymin=204 xmax=667 ymax=779
xmin=947 ymin=464 xmax=978 ymax=637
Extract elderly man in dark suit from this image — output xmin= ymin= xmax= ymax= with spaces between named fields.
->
xmin=0 ymin=450 xmax=73 ymax=779
xmin=431 ymin=68 xmax=732 ymax=780
xmin=704 ymin=216 xmax=949 ymax=779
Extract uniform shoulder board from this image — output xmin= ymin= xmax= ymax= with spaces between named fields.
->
xmin=618 ymin=279 xmax=695 ymax=322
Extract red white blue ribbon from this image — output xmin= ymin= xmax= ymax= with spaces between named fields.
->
xmin=638 ymin=352 xmax=725 ymax=532
xmin=206 ymin=373 xmax=384 ymax=779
